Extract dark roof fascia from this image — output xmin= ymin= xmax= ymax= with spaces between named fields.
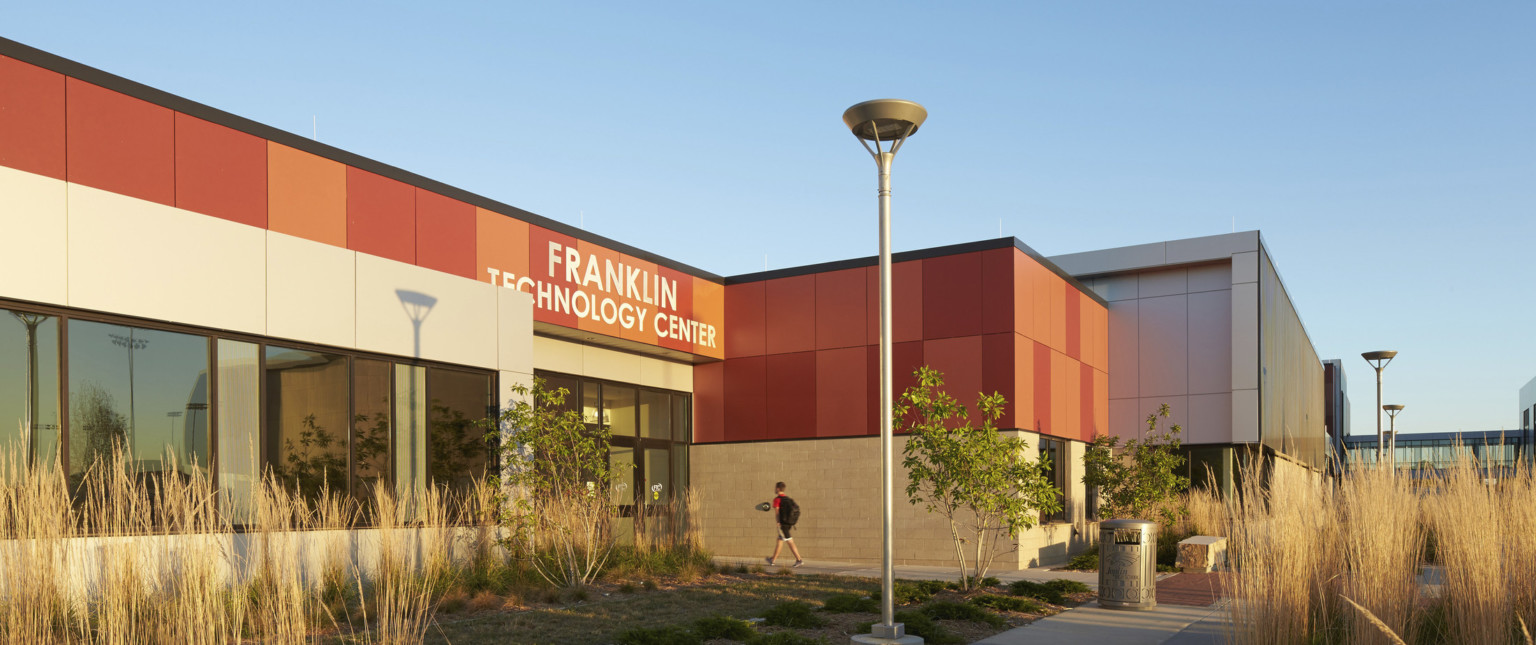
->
xmin=725 ymin=237 xmax=1108 ymax=307
xmin=0 ymin=36 xmax=723 ymax=283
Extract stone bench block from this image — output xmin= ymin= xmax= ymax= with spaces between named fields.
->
xmin=1176 ymin=535 xmax=1227 ymax=573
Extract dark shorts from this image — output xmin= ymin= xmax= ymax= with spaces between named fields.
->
xmin=777 ymin=523 xmax=795 ymax=540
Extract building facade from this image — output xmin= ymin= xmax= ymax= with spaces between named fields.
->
xmin=1343 ymin=430 xmax=1529 ymax=479
xmin=1522 ymin=376 xmax=1536 ymax=440
xmin=1323 ymin=359 xmax=1351 ymax=478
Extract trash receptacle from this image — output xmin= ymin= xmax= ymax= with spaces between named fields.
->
xmin=1098 ymin=519 xmax=1157 ymax=610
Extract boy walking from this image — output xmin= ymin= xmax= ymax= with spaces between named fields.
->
xmin=766 ymin=481 xmax=803 ymax=567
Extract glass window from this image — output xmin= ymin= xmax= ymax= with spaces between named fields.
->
xmin=644 ymin=447 xmax=669 ymax=504
xmin=672 ymin=395 xmax=689 ymax=443
xmin=353 ymin=359 xmax=393 ymax=501
xmin=603 ymin=385 xmax=636 ymax=437
xmin=395 ymin=364 xmax=427 ymax=500
xmin=264 ymin=346 xmax=348 ymax=498
xmin=1039 ymin=437 xmax=1067 ymax=523
xmin=640 ymin=390 xmax=670 ymax=440
xmin=70 ymin=321 xmax=209 ymax=479
xmin=582 ymin=381 xmax=601 ymax=425
xmin=0 ymin=311 xmax=60 ymax=468
xmin=427 ymin=367 xmax=493 ymax=491
xmin=670 ymin=444 xmax=688 ymax=499
xmin=611 ymin=445 xmax=634 ymax=506
xmin=542 ymin=374 xmax=579 ymax=414
xmin=217 ymin=340 xmax=260 ymax=523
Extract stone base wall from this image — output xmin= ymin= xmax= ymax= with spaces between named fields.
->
xmin=690 ymin=433 xmax=1095 ymax=570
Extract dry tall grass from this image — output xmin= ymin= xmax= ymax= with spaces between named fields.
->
xmin=1226 ymin=449 xmax=1536 ymax=645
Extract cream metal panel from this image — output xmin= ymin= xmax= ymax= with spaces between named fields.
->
xmin=67 ymin=184 xmax=265 ymax=334
xmin=532 ymin=336 xmax=583 ymax=375
xmin=639 ymin=357 xmax=693 ymax=392
xmin=497 ymin=288 xmax=534 ymax=376
xmin=0 ymin=167 xmax=68 ymax=306
xmin=354 ymin=253 xmax=498 ymax=370
xmin=1187 ymin=392 xmax=1233 ymax=445
xmin=580 ymin=344 xmax=643 ymax=384
xmin=1136 ymin=294 xmax=1188 ymax=398
xmin=1231 ymin=281 xmax=1260 ymax=391
xmin=266 ymin=231 xmax=356 ymax=349
xmin=1188 ymin=289 xmax=1233 ymax=395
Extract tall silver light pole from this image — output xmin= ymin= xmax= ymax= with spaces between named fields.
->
xmin=109 ymin=331 xmax=150 ymax=457
xmin=1362 ymin=351 xmax=1397 ymax=466
xmin=1383 ymin=404 xmax=1404 ymax=472
xmin=845 ymin=98 xmax=926 ymax=645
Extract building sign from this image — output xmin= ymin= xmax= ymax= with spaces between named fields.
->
xmin=477 ymin=210 xmax=724 ymax=359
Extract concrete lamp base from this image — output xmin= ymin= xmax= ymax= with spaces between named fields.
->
xmin=852 ymin=623 xmax=923 ymax=644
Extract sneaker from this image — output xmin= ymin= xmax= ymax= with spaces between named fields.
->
xmin=793 ymin=560 xmax=804 ymax=568
xmin=766 ymin=557 xmax=775 ymax=566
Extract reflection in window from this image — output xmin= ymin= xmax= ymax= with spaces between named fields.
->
xmin=611 ymin=445 xmax=634 ymax=506
xmin=427 ymin=368 xmax=493 ymax=491
xmin=1039 ymin=438 xmax=1067 ymax=523
xmin=354 ymin=359 xmax=392 ymax=502
xmin=396 ymin=364 xmax=426 ymax=500
xmin=640 ymin=391 xmax=670 ymax=440
xmin=265 ymin=346 xmax=349 ymax=498
xmin=69 ymin=321 xmax=209 ymax=478
xmin=672 ymin=395 xmax=689 ymax=443
xmin=217 ymin=340 xmax=260 ymax=523
xmin=603 ymin=385 xmax=636 ymax=437
xmin=0 ymin=311 xmax=60 ymax=468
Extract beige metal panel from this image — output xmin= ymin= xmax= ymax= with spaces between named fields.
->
xmin=1165 ymin=231 xmax=1259 ymax=265
xmin=532 ymin=336 xmax=582 ymax=375
xmin=1187 ymin=263 xmax=1232 ymax=293
xmin=497 ymin=287 xmax=534 ymax=376
xmin=0 ymin=167 xmax=68 ymax=306
xmin=496 ymin=370 xmax=533 ymax=414
xmin=67 ymin=184 xmax=266 ymax=334
xmin=1231 ymin=251 xmax=1259 ymax=284
xmin=1107 ymin=300 xmax=1140 ymax=400
xmin=355 ymin=253 xmax=498 ymax=369
xmin=639 ymin=357 xmax=693 ymax=392
xmin=1136 ymin=294 xmax=1188 ymax=398
xmin=1137 ymin=267 xmax=1188 ymax=298
xmin=1232 ymin=388 xmax=1260 ymax=443
xmin=580 ymin=344 xmax=643 ymax=384
xmin=266 ymin=231 xmax=356 ymax=349
xmin=1092 ymin=274 xmax=1139 ymax=302
xmin=1231 ymin=281 xmax=1259 ymax=391
xmin=1187 ymin=393 xmax=1233 ymax=444
xmin=1188 ymin=289 xmax=1233 ymax=395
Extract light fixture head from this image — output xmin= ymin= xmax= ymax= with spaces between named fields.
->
xmin=1362 ymin=350 xmax=1398 ymax=362
xmin=1383 ymin=404 xmax=1405 ymax=412
xmin=843 ymin=99 xmax=927 ymax=142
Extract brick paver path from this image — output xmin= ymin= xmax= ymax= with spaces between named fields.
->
xmin=1156 ymin=572 xmax=1225 ymax=606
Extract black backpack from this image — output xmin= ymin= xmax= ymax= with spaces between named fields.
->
xmin=778 ymin=496 xmax=800 ymax=526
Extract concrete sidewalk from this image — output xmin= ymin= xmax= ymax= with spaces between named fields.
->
xmin=712 ymin=556 xmax=1102 ymax=590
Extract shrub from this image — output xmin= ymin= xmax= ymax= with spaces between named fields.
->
xmin=873 ymin=579 xmax=947 ymax=604
xmin=821 ymin=593 xmax=879 ymax=613
xmin=619 ymin=581 xmax=637 ymax=594
xmin=970 ymin=594 xmax=1042 ymax=613
xmin=763 ymin=601 xmax=828 ymax=628
xmin=467 ymin=591 xmax=503 ymax=612
xmin=616 ymin=625 xmax=703 ymax=645
xmin=694 ymin=615 xmax=757 ymax=640
xmin=856 ymin=611 xmax=962 ymax=645
xmin=1064 ymin=551 xmax=1099 ymax=571
xmin=1045 ymin=579 xmax=1090 ymax=594
xmin=947 ymin=575 xmax=1001 ymax=590
xmin=1009 ymin=580 xmax=1067 ymax=604
xmin=920 ymin=600 xmax=1006 ymax=627
xmin=750 ymin=633 xmax=830 ymax=645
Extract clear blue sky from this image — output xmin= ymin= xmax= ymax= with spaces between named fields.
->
xmin=4 ymin=2 xmax=1532 ymax=437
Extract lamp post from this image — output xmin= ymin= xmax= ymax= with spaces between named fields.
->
xmin=844 ymin=98 xmax=926 ymax=645
xmin=1383 ymin=404 xmax=1404 ymax=472
xmin=12 ymin=312 xmax=46 ymax=468
xmin=108 ymin=331 xmax=150 ymax=457
xmin=1361 ymin=351 xmax=1397 ymax=466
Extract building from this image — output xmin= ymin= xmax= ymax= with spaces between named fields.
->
xmin=1522 ymin=375 xmax=1536 ymax=440
xmin=1322 ymin=359 xmax=1351 ymax=478
xmin=1049 ymin=232 xmax=1329 ymax=495
xmin=1342 ymin=430 xmax=1529 ymax=479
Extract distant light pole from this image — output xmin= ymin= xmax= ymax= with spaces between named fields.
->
xmin=12 ymin=312 xmax=46 ymax=468
xmin=1361 ymin=351 xmax=1397 ymax=466
xmin=1383 ymin=404 xmax=1404 ymax=472
xmin=167 ymin=411 xmax=183 ymax=463
xmin=108 ymin=331 xmax=150 ymax=456
xmin=844 ymin=98 xmax=927 ymax=645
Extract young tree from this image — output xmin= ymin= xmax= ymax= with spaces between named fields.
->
xmin=898 ymin=366 xmax=1062 ymax=590
xmin=1081 ymin=403 xmax=1189 ymax=527
xmin=487 ymin=378 xmax=629 ymax=588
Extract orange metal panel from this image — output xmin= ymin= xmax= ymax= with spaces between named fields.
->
xmin=346 ymin=167 xmax=415 ymax=263
xmin=1065 ymin=282 xmax=1082 ymax=360
xmin=526 ymin=225 xmax=581 ymax=329
xmin=1012 ymin=251 xmax=1036 ymax=341
xmin=1031 ymin=260 xmax=1052 ymax=347
xmin=1013 ymin=332 xmax=1035 ymax=431
xmin=174 ymin=113 xmax=266 ymax=228
xmin=922 ymin=252 xmax=983 ymax=340
xmin=267 ymin=142 xmax=346 ymax=246
xmin=765 ymin=274 xmax=816 ymax=355
xmin=414 ymin=189 xmax=476 ymax=279
xmin=657 ymin=266 xmax=695 ymax=353
xmin=1093 ymin=367 xmax=1109 ymax=439
xmin=691 ymin=278 xmax=725 ymax=359
xmin=476 ymin=207 xmax=530 ymax=290
xmin=816 ymin=346 xmax=867 ymax=437
xmin=1052 ymin=351 xmax=1080 ymax=440
xmin=66 ymin=79 xmax=174 ymax=206
xmin=0 ymin=55 xmax=65 ymax=179
xmin=1032 ymin=341 xmax=1052 ymax=434
xmin=815 ymin=268 xmax=867 ymax=350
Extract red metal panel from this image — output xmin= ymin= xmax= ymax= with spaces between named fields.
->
xmin=66 ymin=79 xmax=174 ymax=205
xmin=980 ymin=248 xmax=1014 ymax=335
xmin=815 ymin=268 xmax=867 ymax=350
xmin=1033 ymin=341 xmax=1053 ymax=435
xmin=527 ymin=225 xmax=581 ymax=328
xmin=346 ymin=167 xmax=416 ymax=263
xmin=692 ymin=361 xmax=725 ymax=443
xmin=725 ymin=281 xmax=766 ymax=358
xmin=414 ymin=188 xmax=476 ymax=279
xmin=922 ymin=252 xmax=983 ymax=340
xmin=865 ymin=260 xmax=924 ymax=344
xmin=0 ymin=55 xmax=65 ymax=179
xmin=174 ymin=113 xmax=267 ymax=228
xmin=923 ymin=336 xmax=983 ymax=414
xmin=724 ymin=356 xmax=767 ymax=441
xmin=765 ymin=351 xmax=816 ymax=440
xmin=1013 ymin=332 xmax=1035 ymax=430
xmin=816 ymin=347 xmax=867 ymax=438
xmin=981 ymin=333 xmax=1016 ymax=429
xmin=1065 ymin=282 xmax=1082 ymax=360
xmin=868 ymin=341 xmax=925 ymax=435
xmin=765 ymin=275 xmax=816 ymax=355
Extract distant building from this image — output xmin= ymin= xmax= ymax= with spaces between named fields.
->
xmin=1323 ymin=359 xmax=1350 ymax=478
xmin=1522 ymin=375 xmax=1536 ymax=439
xmin=1342 ymin=430 xmax=1529 ymax=479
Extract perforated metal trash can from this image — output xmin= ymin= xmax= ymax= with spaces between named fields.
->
xmin=1098 ymin=519 xmax=1157 ymax=610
